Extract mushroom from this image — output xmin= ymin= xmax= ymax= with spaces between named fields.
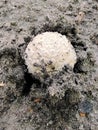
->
xmin=24 ymin=32 xmax=77 ymax=80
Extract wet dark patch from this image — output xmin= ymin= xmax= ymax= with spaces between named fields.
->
xmin=46 ymin=96 xmax=78 ymax=123
xmin=64 ymin=89 xmax=80 ymax=106
xmin=22 ymin=72 xmax=33 ymax=96
xmin=24 ymin=36 xmax=31 ymax=43
xmin=74 ymin=54 xmax=95 ymax=73
xmin=43 ymin=23 xmax=77 ymax=37
xmin=30 ymin=19 xmax=77 ymax=39
xmin=0 ymin=48 xmax=18 ymax=59
xmin=74 ymin=58 xmax=85 ymax=73
xmin=71 ymin=40 xmax=87 ymax=51
xmin=22 ymin=71 xmax=42 ymax=96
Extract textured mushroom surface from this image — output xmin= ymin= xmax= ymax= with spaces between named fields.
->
xmin=24 ymin=32 xmax=77 ymax=78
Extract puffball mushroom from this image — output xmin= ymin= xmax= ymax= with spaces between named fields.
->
xmin=24 ymin=32 xmax=77 ymax=79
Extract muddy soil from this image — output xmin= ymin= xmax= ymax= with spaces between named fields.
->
xmin=0 ymin=0 xmax=98 ymax=130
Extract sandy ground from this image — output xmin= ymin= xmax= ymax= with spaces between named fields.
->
xmin=0 ymin=0 xmax=98 ymax=130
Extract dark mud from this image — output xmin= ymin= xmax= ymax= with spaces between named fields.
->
xmin=0 ymin=0 xmax=98 ymax=130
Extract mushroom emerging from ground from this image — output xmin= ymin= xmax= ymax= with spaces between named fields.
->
xmin=24 ymin=32 xmax=77 ymax=80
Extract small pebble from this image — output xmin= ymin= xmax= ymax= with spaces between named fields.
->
xmin=78 ymin=100 xmax=93 ymax=115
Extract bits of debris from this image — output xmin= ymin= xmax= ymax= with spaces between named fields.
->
xmin=79 ymin=112 xmax=86 ymax=117
xmin=75 ymin=12 xmax=85 ymax=24
xmin=0 ymin=82 xmax=5 ymax=87
xmin=90 ymin=33 xmax=98 ymax=45
xmin=78 ymin=100 xmax=93 ymax=116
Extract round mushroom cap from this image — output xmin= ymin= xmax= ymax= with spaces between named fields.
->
xmin=24 ymin=32 xmax=77 ymax=78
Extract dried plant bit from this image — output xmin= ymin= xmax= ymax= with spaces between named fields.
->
xmin=79 ymin=112 xmax=86 ymax=117
xmin=0 ymin=82 xmax=5 ymax=87
xmin=75 ymin=11 xmax=85 ymax=24
xmin=34 ymin=98 xmax=41 ymax=103
xmin=27 ymin=107 xmax=33 ymax=113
